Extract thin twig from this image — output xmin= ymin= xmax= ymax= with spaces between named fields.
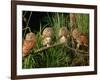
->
xmin=22 ymin=12 xmax=27 ymax=23
xmin=23 ymin=12 xmax=32 ymax=38
xmin=26 ymin=12 xmax=32 ymax=28
xmin=23 ymin=11 xmax=27 ymax=18
xmin=23 ymin=27 xmax=31 ymax=32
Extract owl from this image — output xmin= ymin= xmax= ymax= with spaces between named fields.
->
xmin=22 ymin=32 xmax=36 ymax=57
xmin=78 ymin=33 xmax=88 ymax=47
xmin=72 ymin=28 xmax=80 ymax=40
xmin=72 ymin=28 xmax=88 ymax=49
xmin=42 ymin=27 xmax=54 ymax=47
xmin=59 ymin=27 xmax=68 ymax=44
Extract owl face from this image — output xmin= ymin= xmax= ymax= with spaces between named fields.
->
xmin=25 ymin=32 xmax=36 ymax=40
xmin=79 ymin=33 xmax=88 ymax=46
xmin=59 ymin=27 xmax=68 ymax=38
xmin=72 ymin=28 xmax=80 ymax=40
xmin=42 ymin=27 xmax=54 ymax=39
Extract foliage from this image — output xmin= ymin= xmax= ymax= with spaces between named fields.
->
xmin=22 ymin=12 xmax=89 ymax=68
xmin=76 ymin=14 xmax=89 ymax=34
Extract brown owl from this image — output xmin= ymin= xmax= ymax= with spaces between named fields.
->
xmin=22 ymin=32 xmax=36 ymax=57
xmin=59 ymin=27 xmax=68 ymax=44
xmin=79 ymin=33 xmax=88 ymax=47
xmin=72 ymin=28 xmax=88 ymax=49
xmin=42 ymin=27 xmax=54 ymax=47
xmin=72 ymin=28 xmax=80 ymax=40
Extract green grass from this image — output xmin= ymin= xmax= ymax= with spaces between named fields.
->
xmin=76 ymin=14 xmax=89 ymax=34
xmin=22 ymin=12 xmax=89 ymax=69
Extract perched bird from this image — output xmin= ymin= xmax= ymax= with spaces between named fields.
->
xmin=72 ymin=28 xmax=80 ymax=40
xmin=22 ymin=32 xmax=36 ymax=57
xmin=42 ymin=27 xmax=54 ymax=47
xmin=78 ymin=33 xmax=88 ymax=47
xmin=72 ymin=28 xmax=88 ymax=49
xmin=58 ymin=27 xmax=68 ymax=44
xmin=72 ymin=28 xmax=80 ymax=48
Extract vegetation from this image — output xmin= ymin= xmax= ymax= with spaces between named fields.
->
xmin=22 ymin=11 xmax=89 ymax=69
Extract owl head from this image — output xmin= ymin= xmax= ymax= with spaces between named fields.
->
xmin=25 ymin=32 xmax=36 ymax=41
xmin=42 ymin=27 xmax=54 ymax=39
xmin=59 ymin=27 xmax=68 ymax=38
xmin=72 ymin=28 xmax=80 ymax=40
xmin=79 ymin=33 xmax=88 ymax=47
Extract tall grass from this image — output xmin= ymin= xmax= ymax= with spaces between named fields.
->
xmin=76 ymin=14 xmax=89 ymax=34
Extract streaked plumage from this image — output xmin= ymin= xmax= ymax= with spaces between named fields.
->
xmin=42 ymin=27 xmax=54 ymax=47
xmin=72 ymin=28 xmax=88 ymax=49
xmin=42 ymin=27 xmax=54 ymax=39
xmin=59 ymin=27 xmax=68 ymax=44
xmin=22 ymin=32 xmax=36 ymax=57
xmin=72 ymin=28 xmax=80 ymax=40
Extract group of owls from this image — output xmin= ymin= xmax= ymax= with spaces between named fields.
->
xmin=41 ymin=27 xmax=69 ymax=47
xmin=22 ymin=27 xmax=88 ymax=57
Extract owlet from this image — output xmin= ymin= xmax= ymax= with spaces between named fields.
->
xmin=22 ymin=32 xmax=36 ymax=57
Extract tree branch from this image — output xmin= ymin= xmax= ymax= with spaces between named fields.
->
xmin=34 ymin=42 xmax=88 ymax=54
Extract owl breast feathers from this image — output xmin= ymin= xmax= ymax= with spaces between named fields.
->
xmin=22 ymin=32 xmax=36 ymax=57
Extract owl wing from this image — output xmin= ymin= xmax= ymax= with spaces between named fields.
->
xmin=22 ymin=40 xmax=35 ymax=57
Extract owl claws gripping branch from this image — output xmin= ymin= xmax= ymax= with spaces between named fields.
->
xmin=22 ymin=32 xmax=36 ymax=57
